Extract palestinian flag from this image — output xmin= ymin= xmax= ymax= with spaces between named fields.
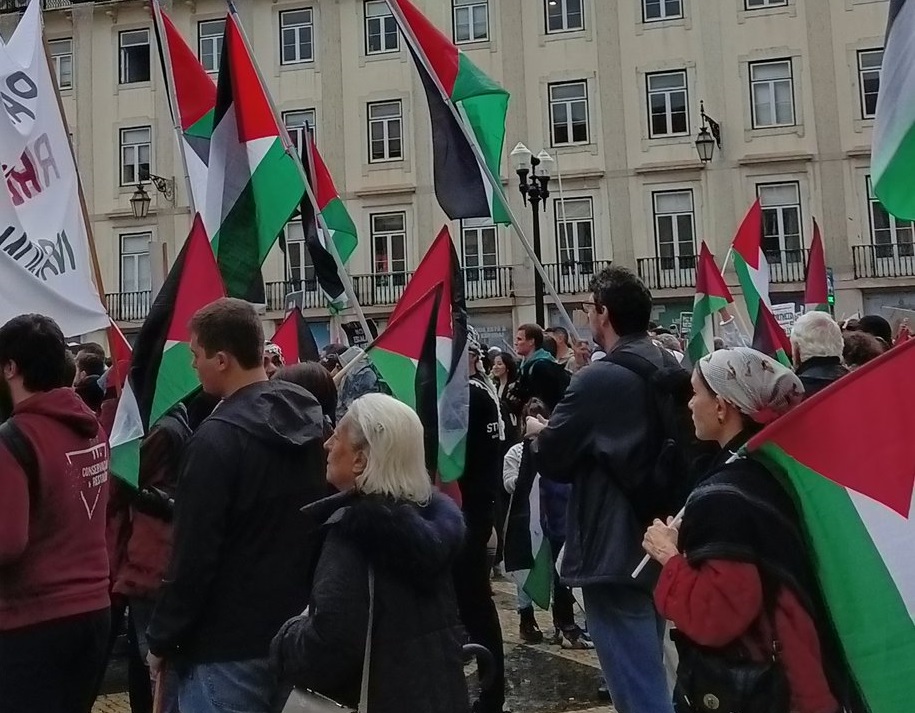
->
xmin=205 ymin=11 xmax=304 ymax=299
xmin=301 ymin=134 xmax=358 ymax=312
xmin=686 ymin=242 xmax=733 ymax=366
xmin=106 ymin=319 xmax=133 ymax=394
xmin=151 ymin=0 xmax=215 ymax=212
xmin=805 ymin=219 xmax=830 ymax=314
xmin=747 ymin=338 xmax=915 ymax=713
xmin=109 ymin=216 xmax=225 ymax=487
xmin=387 ymin=227 xmax=468 ymax=482
xmin=271 ymin=307 xmax=320 ymax=364
xmin=872 ymin=0 xmax=915 ymax=219
xmin=731 ymin=199 xmax=792 ymax=366
xmin=367 ymin=284 xmax=444 ymax=474
xmin=386 ymin=0 xmax=510 ymax=223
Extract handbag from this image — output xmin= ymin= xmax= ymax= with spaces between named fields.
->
xmin=281 ymin=568 xmax=375 ymax=713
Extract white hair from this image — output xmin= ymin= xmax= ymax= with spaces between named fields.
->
xmin=791 ymin=311 xmax=844 ymax=360
xmin=341 ymin=393 xmax=433 ymax=504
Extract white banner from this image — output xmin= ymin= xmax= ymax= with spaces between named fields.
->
xmin=0 ymin=1 xmax=107 ymax=336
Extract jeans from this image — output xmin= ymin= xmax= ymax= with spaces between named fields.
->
xmin=130 ymin=597 xmax=179 ymax=713
xmin=582 ymin=583 xmax=674 ymax=713
xmin=0 ymin=607 xmax=111 ymax=713
xmin=178 ymin=658 xmax=278 ymax=713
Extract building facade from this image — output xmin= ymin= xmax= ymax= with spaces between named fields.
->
xmin=2 ymin=0 xmax=908 ymax=346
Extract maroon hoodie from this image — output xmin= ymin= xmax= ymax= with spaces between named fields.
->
xmin=0 ymin=388 xmax=110 ymax=631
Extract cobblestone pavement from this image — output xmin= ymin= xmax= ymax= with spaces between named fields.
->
xmin=92 ymin=578 xmax=613 ymax=713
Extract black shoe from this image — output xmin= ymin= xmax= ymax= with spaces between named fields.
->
xmin=597 ymin=679 xmax=612 ymax=702
xmin=518 ymin=608 xmax=544 ymax=644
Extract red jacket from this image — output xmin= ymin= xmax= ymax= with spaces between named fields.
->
xmin=0 ymin=389 xmax=110 ymax=630
xmin=655 ymin=555 xmax=838 ymax=713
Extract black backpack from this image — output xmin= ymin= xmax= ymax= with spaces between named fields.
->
xmin=0 ymin=418 xmax=40 ymax=509
xmin=605 ymin=350 xmax=716 ymax=527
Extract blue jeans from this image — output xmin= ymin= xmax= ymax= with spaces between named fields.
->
xmin=178 ymin=658 xmax=278 ymax=713
xmin=582 ymin=583 xmax=673 ymax=713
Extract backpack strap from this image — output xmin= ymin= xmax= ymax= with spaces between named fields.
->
xmin=0 ymin=418 xmax=40 ymax=509
xmin=604 ymin=349 xmax=661 ymax=382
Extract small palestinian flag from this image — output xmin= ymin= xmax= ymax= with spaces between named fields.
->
xmin=106 ymin=319 xmax=133 ymax=394
xmin=108 ymin=216 xmax=225 ymax=487
xmin=271 ymin=307 xmax=320 ymax=365
xmin=387 ymin=0 xmax=510 ymax=223
xmin=731 ymin=199 xmax=791 ymax=366
xmin=747 ymin=337 xmax=915 ymax=713
xmin=804 ymin=219 xmax=829 ymax=314
xmin=205 ymin=10 xmax=304 ymax=299
xmin=687 ymin=242 xmax=733 ymax=365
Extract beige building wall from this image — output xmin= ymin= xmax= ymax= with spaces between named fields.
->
xmin=9 ymin=0 xmax=910 ymax=344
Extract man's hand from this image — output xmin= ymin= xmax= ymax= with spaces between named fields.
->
xmin=524 ymin=415 xmax=548 ymax=438
xmin=147 ymin=652 xmax=164 ymax=681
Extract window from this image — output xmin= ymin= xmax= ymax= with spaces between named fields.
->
xmin=745 ymin=0 xmax=788 ymax=7
xmin=555 ymin=198 xmax=594 ymax=272
xmin=198 ymin=19 xmax=225 ymax=73
xmin=647 ymin=71 xmax=688 ymax=138
xmin=758 ymin=182 xmax=802 ymax=262
xmin=365 ymin=1 xmax=398 ymax=54
xmin=119 ymin=29 xmax=150 ymax=84
xmin=120 ymin=233 xmax=151 ymax=293
xmin=371 ymin=212 xmax=407 ymax=286
xmin=549 ymin=81 xmax=589 ymax=146
xmin=284 ymin=222 xmax=318 ymax=290
xmin=280 ymin=9 xmax=314 ymax=65
xmin=454 ymin=0 xmax=489 ymax=43
xmin=653 ymin=191 xmax=696 ymax=270
xmin=119 ymin=127 xmax=151 ymax=186
xmin=750 ymin=59 xmax=795 ymax=128
xmin=867 ymin=176 xmax=914 ymax=258
xmin=462 ymin=218 xmax=498 ymax=281
xmin=368 ymin=101 xmax=403 ymax=162
xmin=283 ymin=109 xmax=317 ymax=152
xmin=858 ymin=49 xmax=883 ymax=120
xmin=48 ymin=39 xmax=73 ymax=90
xmin=545 ymin=0 xmax=584 ymax=33
xmin=643 ymin=0 xmax=682 ymax=22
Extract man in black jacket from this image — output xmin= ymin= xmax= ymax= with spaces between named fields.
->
xmin=527 ymin=267 xmax=677 ymax=713
xmin=791 ymin=311 xmax=849 ymax=399
xmin=146 ymin=298 xmax=327 ymax=713
xmin=512 ymin=324 xmax=570 ymax=411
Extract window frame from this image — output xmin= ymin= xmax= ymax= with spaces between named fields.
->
xmin=652 ymin=190 xmax=697 ymax=270
xmin=279 ymin=8 xmax=315 ymax=66
xmin=548 ymin=80 xmax=590 ymax=147
xmin=749 ymin=59 xmax=796 ymax=129
xmin=544 ymin=0 xmax=584 ymax=34
xmin=866 ymin=175 xmax=914 ymax=258
xmin=646 ymin=69 xmax=689 ymax=139
xmin=284 ymin=221 xmax=319 ymax=291
xmin=119 ymin=231 xmax=152 ymax=293
xmin=453 ymin=0 xmax=490 ymax=44
xmin=119 ymin=126 xmax=152 ymax=187
xmin=642 ymin=0 xmax=683 ymax=23
xmin=756 ymin=181 xmax=804 ymax=262
xmin=364 ymin=0 xmax=399 ymax=55
xmin=197 ymin=19 xmax=225 ymax=74
xmin=48 ymin=38 xmax=73 ymax=90
xmin=283 ymin=109 xmax=317 ymax=153
xmin=461 ymin=218 xmax=499 ymax=281
xmin=118 ymin=28 xmax=151 ymax=85
xmin=367 ymin=100 xmax=404 ymax=163
xmin=554 ymin=197 xmax=595 ymax=274
xmin=857 ymin=49 xmax=883 ymax=121
xmin=370 ymin=211 xmax=408 ymax=287
xmin=744 ymin=0 xmax=788 ymax=8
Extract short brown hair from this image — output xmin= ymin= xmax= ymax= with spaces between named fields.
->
xmin=517 ymin=323 xmax=544 ymax=349
xmin=843 ymin=331 xmax=884 ymax=369
xmin=189 ymin=298 xmax=264 ymax=370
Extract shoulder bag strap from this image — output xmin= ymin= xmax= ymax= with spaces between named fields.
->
xmin=357 ymin=567 xmax=375 ymax=713
xmin=0 ymin=418 xmax=40 ymax=508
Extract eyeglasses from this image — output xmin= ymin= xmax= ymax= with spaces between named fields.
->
xmin=581 ymin=300 xmax=598 ymax=312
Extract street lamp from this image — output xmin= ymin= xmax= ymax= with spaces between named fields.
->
xmin=511 ymin=142 xmax=551 ymax=327
xmin=695 ymin=100 xmax=721 ymax=164
xmin=129 ymin=170 xmax=175 ymax=220
xmin=129 ymin=183 xmax=151 ymax=220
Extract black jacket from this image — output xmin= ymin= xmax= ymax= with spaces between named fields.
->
xmin=459 ymin=376 xmax=503 ymax=540
xmin=147 ymin=380 xmax=327 ymax=663
xmin=271 ymin=492 xmax=470 ymax=713
xmin=512 ymin=358 xmax=571 ymax=412
xmin=533 ymin=335 xmax=680 ymax=588
xmin=796 ymin=357 xmax=849 ymax=399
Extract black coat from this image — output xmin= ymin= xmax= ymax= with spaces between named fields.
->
xmin=147 ymin=380 xmax=328 ymax=663
xmin=796 ymin=357 xmax=849 ymax=399
xmin=533 ymin=335 xmax=680 ymax=588
xmin=271 ymin=492 xmax=470 ymax=713
xmin=459 ymin=376 xmax=503 ymax=540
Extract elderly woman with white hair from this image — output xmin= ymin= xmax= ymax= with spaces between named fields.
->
xmin=642 ymin=348 xmax=854 ymax=713
xmin=270 ymin=393 xmax=470 ymax=713
xmin=790 ymin=311 xmax=849 ymax=398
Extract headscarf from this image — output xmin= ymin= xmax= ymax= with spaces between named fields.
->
xmin=467 ymin=326 xmax=505 ymax=440
xmin=264 ymin=341 xmax=285 ymax=366
xmin=697 ymin=346 xmax=803 ymax=425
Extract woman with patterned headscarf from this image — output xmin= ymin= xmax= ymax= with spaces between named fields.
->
xmin=642 ymin=348 xmax=855 ymax=713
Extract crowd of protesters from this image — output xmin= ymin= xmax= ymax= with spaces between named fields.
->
xmin=0 ymin=264 xmax=894 ymax=713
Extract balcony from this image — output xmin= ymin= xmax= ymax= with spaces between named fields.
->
xmin=637 ymin=257 xmax=696 ymax=290
xmin=105 ymin=290 xmax=150 ymax=322
xmin=544 ymin=261 xmax=612 ymax=295
xmin=853 ymin=244 xmax=915 ymax=279
xmin=0 ymin=0 xmax=78 ymax=12
xmin=765 ymin=249 xmax=809 ymax=284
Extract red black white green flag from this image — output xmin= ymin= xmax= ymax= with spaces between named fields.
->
xmin=271 ymin=307 xmax=320 ymax=365
xmin=804 ymin=219 xmax=829 ymax=314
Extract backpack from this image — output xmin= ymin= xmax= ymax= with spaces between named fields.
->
xmin=0 ymin=417 xmax=40 ymax=509
xmin=605 ymin=350 xmax=716 ymax=527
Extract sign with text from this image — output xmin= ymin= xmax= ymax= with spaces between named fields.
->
xmin=772 ymin=302 xmax=798 ymax=335
xmin=679 ymin=311 xmax=693 ymax=337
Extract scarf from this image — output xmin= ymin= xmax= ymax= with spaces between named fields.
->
xmin=520 ymin=348 xmax=554 ymax=375
xmin=471 ymin=373 xmax=504 ymax=441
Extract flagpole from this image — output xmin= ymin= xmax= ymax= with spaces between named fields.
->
xmin=225 ymin=1 xmax=373 ymax=341
xmin=383 ymin=0 xmax=581 ymax=341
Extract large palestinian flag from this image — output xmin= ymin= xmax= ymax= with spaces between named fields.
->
xmin=731 ymin=199 xmax=792 ymax=366
xmin=804 ymin=219 xmax=829 ymax=314
xmin=271 ymin=307 xmax=320 ymax=364
xmin=386 ymin=0 xmax=510 ymax=223
xmin=872 ymin=0 xmax=915 ymax=219
xmin=109 ymin=216 xmax=225 ymax=487
xmin=747 ymin=338 xmax=915 ymax=713
xmin=686 ymin=242 xmax=733 ymax=365
xmin=205 ymin=11 xmax=304 ymax=299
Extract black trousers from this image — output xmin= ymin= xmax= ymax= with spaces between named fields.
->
xmin=453 ymin=525 xmax=505 ymax=713
xmin=0 ymin=607 xmax=111 ymax=713
xmin=548 ymin=537 xmax=576 ymax=630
